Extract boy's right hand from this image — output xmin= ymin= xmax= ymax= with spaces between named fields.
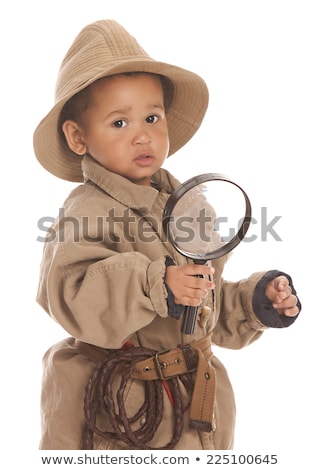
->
xmin=165 ymin=264 xmax=215 ymax=307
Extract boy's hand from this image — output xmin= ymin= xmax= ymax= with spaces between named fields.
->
xmin=165 ymin=264 xmax=215 ymax=307
xmin=265 ymin=275 xmax=299 ymax=317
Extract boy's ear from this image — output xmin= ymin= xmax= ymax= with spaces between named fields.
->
xmin=61 ymin=120 xmax=87 ymax=155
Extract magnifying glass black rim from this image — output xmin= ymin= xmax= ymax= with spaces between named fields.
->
xmin=163 ymin=173 xmax=252 ymax=261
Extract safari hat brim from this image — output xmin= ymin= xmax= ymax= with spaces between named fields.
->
xmin=33 ymin=20 xmax=209 ymax=182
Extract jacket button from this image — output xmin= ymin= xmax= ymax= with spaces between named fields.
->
xmin=198 ymin=306 xmax=211 ymax=327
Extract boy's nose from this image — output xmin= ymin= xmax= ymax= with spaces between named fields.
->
xmin=133 ymin=126 xmax=152 ymax=145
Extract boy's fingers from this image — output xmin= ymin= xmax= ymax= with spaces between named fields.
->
xmin=266 ymin=275 xmax=291 ymax=302
xmin=276 ymin=304 xmax=300 ymax=317
xmin=274 ymin=275 xmax=290 ymax=292
xmin=273 ymin=286 xmax=292 ymax=303
xmin=184 ymin=264 xmax=215 ymax=276
xmin=273 ymin=293 xmax=299 ymax=316
xmin=283 ymin=306 xmax=300 ymax=317
xmin=186 ymin=276 xmax=214 ymax=290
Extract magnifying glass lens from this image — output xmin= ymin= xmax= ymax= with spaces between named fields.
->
xmin=167 ymin=180 xmax=247 ymax=260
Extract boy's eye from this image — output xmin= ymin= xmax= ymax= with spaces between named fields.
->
xmin=146 ymin=114 xmax=159 ymax=124
xmin=113 ymin=119 xmax=127 ymax=128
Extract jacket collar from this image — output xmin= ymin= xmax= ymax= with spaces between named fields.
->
xmin=81 ymin=154 xmax=180 ymax=214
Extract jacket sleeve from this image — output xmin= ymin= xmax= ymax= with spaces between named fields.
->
xmin=212 ymin=268 xmax=301 ymax=349
xmin=36 ymin=232 xmax=169 ymax=349
xmin=212 ymin=271 xmax=268 ymax=349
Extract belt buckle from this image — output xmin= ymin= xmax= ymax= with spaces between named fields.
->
xmin=153 ymin=349 xmax=172 ymax=380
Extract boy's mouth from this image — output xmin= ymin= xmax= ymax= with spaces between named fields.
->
xmin=134 ymin=153 xmax=155 ymax=166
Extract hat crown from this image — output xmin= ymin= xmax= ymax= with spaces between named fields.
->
xmin=56 ymin=20 xmax=151 ymax=101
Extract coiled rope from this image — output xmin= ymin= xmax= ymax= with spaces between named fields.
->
xmin=81 ymin=345 xmax=194 ymax=450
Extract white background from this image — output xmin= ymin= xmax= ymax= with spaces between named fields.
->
xmin=1 ymin=0 xmax=320 ymax=467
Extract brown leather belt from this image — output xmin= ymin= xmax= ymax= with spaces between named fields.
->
xmin=75 ymin=334 xmax=216 ymax=432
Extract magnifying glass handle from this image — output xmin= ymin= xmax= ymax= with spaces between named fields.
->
xmin=181 ymin=274 xmax=203 ymax=335
xmin=181 ymin=305 xmax=199 ymax=335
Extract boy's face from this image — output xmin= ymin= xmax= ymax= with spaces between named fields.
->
xmin=64 ymin=74 xmax=170 ymax=186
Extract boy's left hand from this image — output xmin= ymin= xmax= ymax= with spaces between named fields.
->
xmin=265 ymin=275 xmax=300 ymax=317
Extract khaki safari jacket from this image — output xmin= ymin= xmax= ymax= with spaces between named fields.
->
xmin=37 ymin=155 xmax=297 ymax=450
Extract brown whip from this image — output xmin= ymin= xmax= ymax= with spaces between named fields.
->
xmin=81 ymin=345 xmax=194 ymax=450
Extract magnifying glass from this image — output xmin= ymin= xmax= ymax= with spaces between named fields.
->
xmin=162 ymin=173 xmax=252 ymax=335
